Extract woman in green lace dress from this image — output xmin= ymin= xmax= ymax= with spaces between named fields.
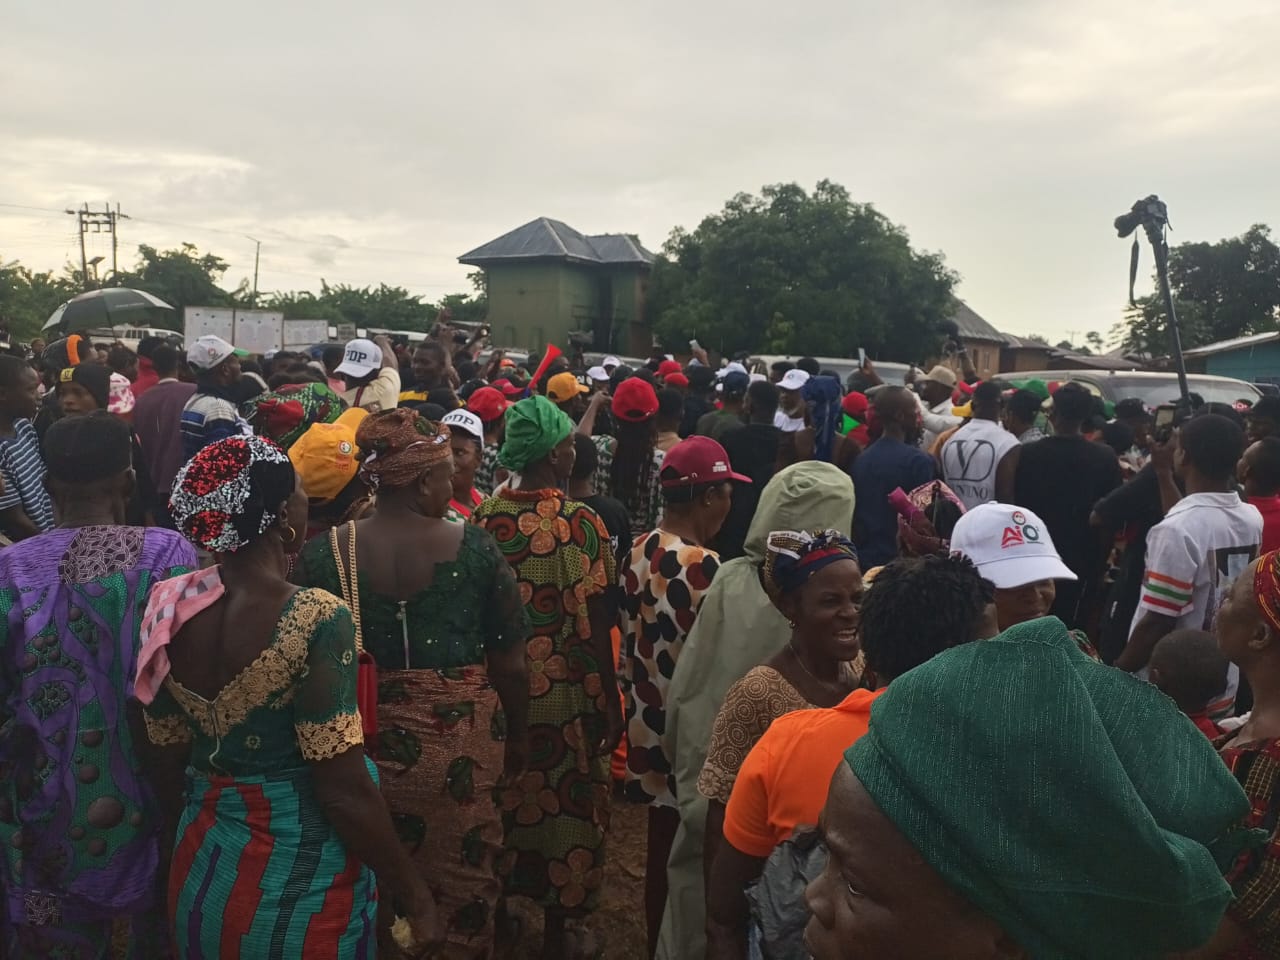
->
xmin=138 ymin=435 xmax=438 ymax=959
xmin=295 ymin=408 xmax=531 ymax=960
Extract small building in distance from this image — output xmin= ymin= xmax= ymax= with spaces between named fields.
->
xmin=948 ymin=301 xmax=1007 ymax=379
xmin=459 ymin=217 xmax=655 ymax=355
xmin=1183 ymin=331 xmax=1280 ymax=387
xmin=1000 ymin=334 xmax=1054 ymax=373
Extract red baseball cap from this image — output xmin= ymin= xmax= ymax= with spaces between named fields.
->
xmin=660 ymin=436 xmax=752 ymax=487
xmin=611 ymin=377 xmax=660 ymax=422
xmin=467 ymin=386 xmax=510 ymax=422
xmin=665 ymin=372 xmax=689 ymax=389
xmin=492 ymin=378 xmax=525 ymax=398
xmin=657 ymin=359 xmax=683 ymax=379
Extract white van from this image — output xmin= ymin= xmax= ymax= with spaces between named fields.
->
xmin=84 ymin=325 xmax=181 ymax=352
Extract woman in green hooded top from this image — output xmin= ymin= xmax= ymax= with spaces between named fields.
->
xmin=656 ymin=461 xmax=857 ymax=960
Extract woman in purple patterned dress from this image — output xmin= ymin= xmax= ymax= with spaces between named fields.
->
xmin=0 ymin=412 xmax=197 ymax=959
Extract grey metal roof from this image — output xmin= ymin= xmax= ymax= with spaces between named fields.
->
xmin=1001 ymin=333 xmax=1052 ymax=350
xmin=459 ymin=218 xmax=655 ymax=267
xmin=950 ymin=300 xmax=1007 ymax=344
xmin=1182 ymin=330 xmax=1280 ymax=358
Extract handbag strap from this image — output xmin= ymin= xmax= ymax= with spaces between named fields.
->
xmin=329 ymin=523 xmax=364 ymax=653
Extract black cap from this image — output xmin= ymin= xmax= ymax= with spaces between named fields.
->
xmin=42 ymin=411 xmax=132 ymax=483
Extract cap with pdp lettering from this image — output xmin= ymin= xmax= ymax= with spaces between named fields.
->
xmin=949 ymin=502 xmax=1076 ymax=590
xmin=660 ymin=436 xmax=752 ymax=488
xmin=442 ymin=408 xmax=485 ymax=442
xmin=334 ymin=338 xmax=383 ymax=378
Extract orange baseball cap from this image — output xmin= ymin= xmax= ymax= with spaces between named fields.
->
xmin=288 ymin=406 xmax=369 ymax=502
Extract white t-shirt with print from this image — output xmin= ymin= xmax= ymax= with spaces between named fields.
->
xmin=939 ymin=418 xmax=1020 ymax=511
xmin=1127 ymin=491 xmax=1263 ymax=711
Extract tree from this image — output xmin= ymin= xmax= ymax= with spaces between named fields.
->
xmin=1118 ymin=224 xmax=1280 ymax=354
xmin=111 ymin=243 xmax=242 ymax=329
xmin=647 ymin=180 xmax=958 ymax=359
xmin=0 ymin=261 xmax=79 ymax=342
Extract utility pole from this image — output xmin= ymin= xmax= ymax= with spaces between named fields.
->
xmin=65 ymin=203 xmax=129 ymax=290
xmin=246 ymin=236 xmax=261 ymax=304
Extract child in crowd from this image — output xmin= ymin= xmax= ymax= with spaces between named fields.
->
xmin=1149 ymin=629 xmax=1231 ymax=739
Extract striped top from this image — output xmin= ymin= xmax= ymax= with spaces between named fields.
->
xmin=0 ymin=419 xmax=53 ymax=533
xmin=180 ymin=392 xmax=249 ymax=461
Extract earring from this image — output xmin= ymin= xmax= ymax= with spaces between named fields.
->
xmin=280 ymin=522 xmax=297 ymax=544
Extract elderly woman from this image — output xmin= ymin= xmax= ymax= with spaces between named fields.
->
xmin=697 ymin=530 xmax=863 ymax=889
xmin=295 ymin=408 xmax=530 ymax=959
xmin=473 ymin=396 xmax=622 ymax=960
xmin=138 ymin=435 xmax=437 ymax=958
xmin=0 ymin=414 xmax=196 ymax=958
xmin=805 ymin=615 xmax=1255 ymax=960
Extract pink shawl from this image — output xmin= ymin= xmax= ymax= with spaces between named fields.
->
xmin=135 ymin=566 xmax=225 ymax=705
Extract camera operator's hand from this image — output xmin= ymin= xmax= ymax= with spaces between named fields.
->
xmin=860 ymin=357 xmax=883 ymax=387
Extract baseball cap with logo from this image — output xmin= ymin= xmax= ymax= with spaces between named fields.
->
xmin=289 ymin=406 xmax=369 ymax=502
xmin=467 ymin=386 xmax=510 ymax=423
xmin=547 ymin=371 xmax=590 ymax=404
xmin=660 ymin=436 xmax=752 ymax=487
xmin=779 ymin=368 xmax=811 ymax=392
xmin=949 ymin=502 xmax=1077 ymax=589
xmin=442 ymin=408 xmax=485 ymax=443
xmin=334 ymin=338 xmax=382 ymax=378
xmin=187 ymin=335 xmax=248 ymax=372
xmin=587 ymin=365 xmax=610 ymax=383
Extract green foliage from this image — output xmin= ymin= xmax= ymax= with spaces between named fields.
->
xmin=647 ymin=180 xmax=958 ymax=360
xmin=111 ymin=243 xmax=242 ymax=328
xmin=1118 ymin=224 xmax=1280 ymax=355
xmin=0 ymin=261 xmax=78 ymax=341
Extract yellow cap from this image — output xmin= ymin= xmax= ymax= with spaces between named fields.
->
xmin=546 ymin=371 xmax=589 ymax=403
xmin=289 ymin=406 xmax=369 ymax=502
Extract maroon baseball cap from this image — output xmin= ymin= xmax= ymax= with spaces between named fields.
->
xmin=660 ymin=436 xmax=752 ymax=488
xmin=467 ymin=386 xmax=509 ymax=423
xmin=492 ymin=378 xmax=525 ymax=398
xmin=611 ymin=377 xmax=660 ymax=422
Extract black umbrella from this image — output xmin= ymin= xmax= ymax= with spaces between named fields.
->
xmin=43 ymin=287 xmax=175 ymax=334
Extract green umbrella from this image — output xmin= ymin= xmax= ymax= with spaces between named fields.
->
xmin=43 ymin=287 xmax=174 ymax=334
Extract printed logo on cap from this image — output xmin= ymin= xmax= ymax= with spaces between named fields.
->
xmin=1001 ymin=511 xmax=1041 ymax=549
xmin=338 ymin=440 xmax=353 ymax=455
xmin=713 ymin=460 xmax=729 ymax=474
xmin=346 ymin=347 xmax=370 ymax=364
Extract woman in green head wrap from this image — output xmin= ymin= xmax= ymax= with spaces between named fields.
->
xmin=804 ymin=616 xmax=1255 ymax=960
xmin=474 ymin=395 xmax=625 ymax=959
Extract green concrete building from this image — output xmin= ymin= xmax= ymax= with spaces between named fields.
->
xmin=459 ymin=218 xmax=655 ymax=355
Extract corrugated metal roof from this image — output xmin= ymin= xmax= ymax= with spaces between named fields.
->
xmin=460 ymin=218 xmax=655 ymax=267
xmin=951 ymin=301 xmax=1007 ymax=344
xmin=1001 ymin=333 xmax=1052 ymax=350
xmin=1182 ymin=330 xmax=1280 ymax=358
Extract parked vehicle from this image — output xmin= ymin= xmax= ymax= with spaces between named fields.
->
xmin=84 ymin=325 xmax=181 ymax=352
xmin=993 ymin=370 xmax=1261 ymax=408
xmin=745 ymin=354 xmax=915 ymax=390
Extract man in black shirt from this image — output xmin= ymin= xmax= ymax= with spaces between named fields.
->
xmin=716 ymin=381 xmax=783 ymax=559
xmin=1013 ymin=383 xmax=1122 ymax=629
xmin=679 ymin=366 xmax=717 ymax=439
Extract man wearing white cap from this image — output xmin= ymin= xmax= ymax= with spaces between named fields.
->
xmin=915 ymin=364 xmax=964 ymax=450
xmin=774 ymin=368 xmax=810 ymax=433
xmin=336 ymin=334 xmax=400 ymax=413
xmin=949 ymin=502 xmax=1081 ymax=635
xmin=602 ymin=355 xmax=621 ymax=374
xmin=179 ymin=335 xmax=250 ymax=459
xmin=442 ymin=408 xmax=486 ymax=521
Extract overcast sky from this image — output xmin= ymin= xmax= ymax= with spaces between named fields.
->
xmin=3 ymin=0 xmax=1278 ymax=347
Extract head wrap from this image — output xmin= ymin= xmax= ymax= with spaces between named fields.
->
xmin=355 ymin=408 xmax=452 ymax=490
xmin=499 ymin=396 xmax=573 ymax=472
xmin=1254 ymin=549 xmax=1280 ymax=635
xmin=761 ymin=529 xmax=859 ymax=599
xmin=108 ymin=371 xmax=135 ymax=416
xmin=803 ymin=375 xmax=843 ymax=463
xmin=897 ymin=480 xmax=965 ymax=556
xmin=847 ymin=616 xmax=1262 ymax=959
xmin=247 ymin=382 xmax=344 ymax=450
xmin=170 ymin=435 xmax=295 ymax=554
xmin=59 ymin=364 xmax=110 ymax=409
xmin=42 ymin=411 xmax=132 ymax=483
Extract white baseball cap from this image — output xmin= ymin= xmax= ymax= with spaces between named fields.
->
xmin=335 ymin=338 xmax=382 ymax=378
xmin=442 ymin=408 xmax=485 ymax=442
xmin=779 ymin=369 xmax=811 ymax=391
xmin=187 ymin=335 xmax=247 ymax=371
xmin=602 ymin=355 xmax=621 ymax=370
xmin=587 ymin=365 xmax=610 ymax=382
xmin=717 ymin=361 xmax=748 ymax=380
xmin=949 ymin=503 xmax=1077 ymax=589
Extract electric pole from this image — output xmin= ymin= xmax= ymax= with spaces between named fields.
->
xmin=246 ymin=236 xmax=261 ymax=304
xmin=65 ymin=203 xmax=129 ymax=290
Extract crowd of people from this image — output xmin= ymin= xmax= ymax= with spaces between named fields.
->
xmin=2 ymin=322 xmax=1280 ymax=959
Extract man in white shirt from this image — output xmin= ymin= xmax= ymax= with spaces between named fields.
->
xmin=773 ymin=368 xmax=809 ymax=433
xmin=337 ymin=335 xmax=401 ymax=413
xmin=915 ymin=364 xmax=963 ymax=450
xmin=1120 ymin=413 xmax=1262 ymax=714
xmin=939 ymin=382 xmax=1020 ymax=509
